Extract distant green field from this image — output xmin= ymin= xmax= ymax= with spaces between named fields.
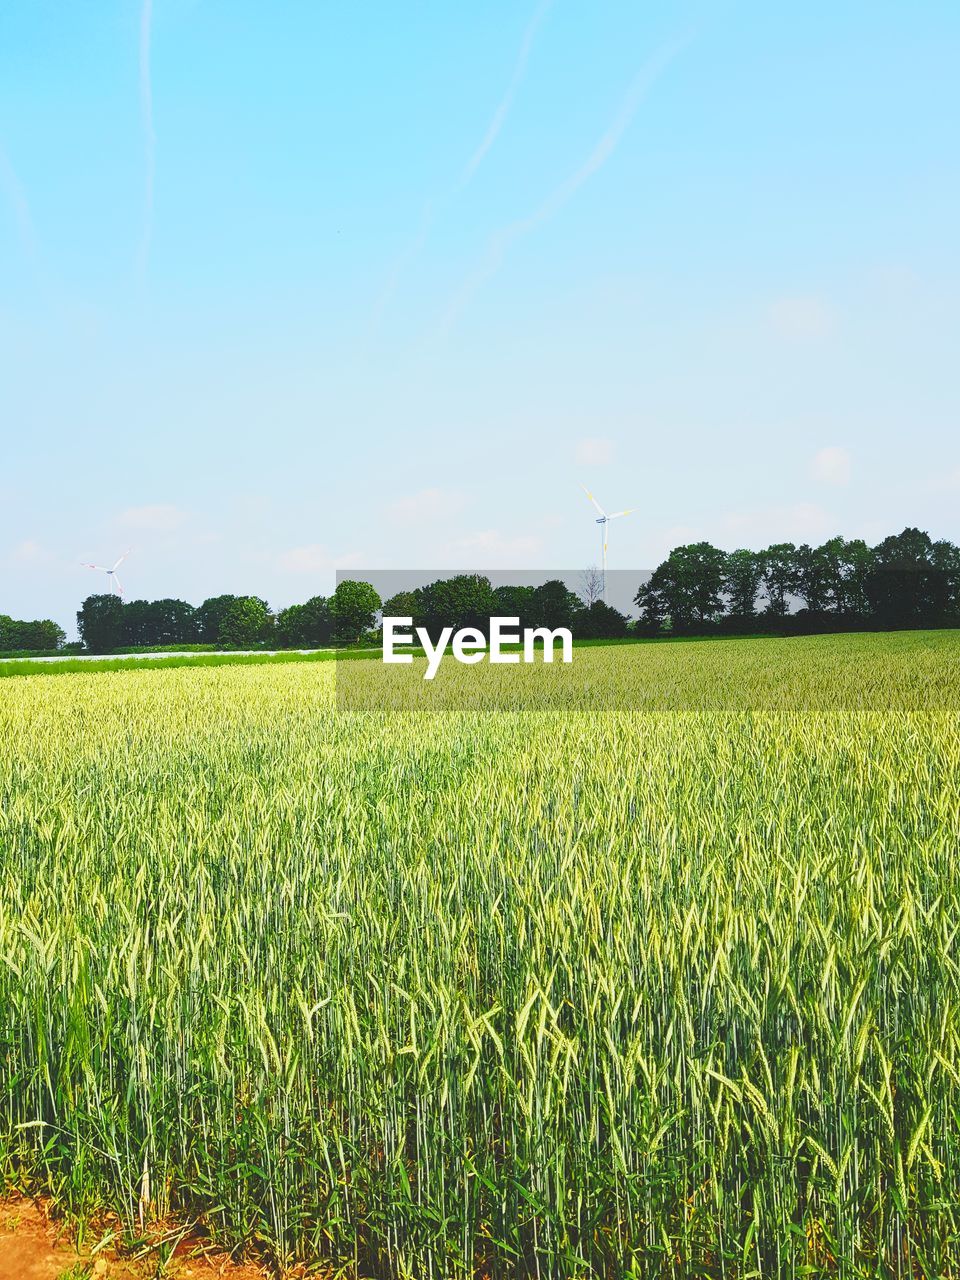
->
xmin=0 ymin=647 xmax=369 ymax=679
xmin=2 ymin=630 xmax=960 ymax=1275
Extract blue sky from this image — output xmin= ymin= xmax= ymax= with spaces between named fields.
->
xmin=2 ymin=0 xmax=958 ymax=632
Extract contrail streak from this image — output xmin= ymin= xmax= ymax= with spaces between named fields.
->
xmin=0 ymin=146 xmax=37 ymax=257
xmin=370 ymin=0 xmax=552 ymax=331
xmin=461 ymin=0 xmax=553 ymax=187
xmin=441 ymin=32 xmax=692 ymax=333
xmin=371 ymin=201 xmax=435 ymax=331
xmin=137 ymin=0 xmax=155 ymax=281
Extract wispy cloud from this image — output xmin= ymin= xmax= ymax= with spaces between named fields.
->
xmin=575 ymin=437 xmax=614 ymax=466
xmin=769 ymin=294 xmax=835 ymax=341
xmin=452 ymin=528 xmax=544 ymax=567
xmin=116 ymin=503 xmax=187 ymax=532
xmin=811 ymin=446 xmax=852 ymax=487
xmin=442 ymin=33 xmax=692 ymax=332
xmin=388 ymin=487 xmax=467 ymax=526
xmin=276 ymin=545 xmax=365 ymax=574
xmin=137 ymin=0 xmax=155 ymax=281
xmin=6 ymin=539 xmax=55 ymax=567
xmin=461 ymin=0 xmax=553 ymax=186
xmin=0 ymin=145 xmax=38 ymax=258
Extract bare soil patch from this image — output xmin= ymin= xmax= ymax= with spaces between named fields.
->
xmin=0 ymin=1196 xmax=276 ymax=1280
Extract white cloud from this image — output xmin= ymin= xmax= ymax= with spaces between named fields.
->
xmin=452 ymin=528 xmax=544 ymax=567
xmin=721 ymin=502 xmax=835 ymax=545
xmin=7 ymin=539 xmax=53 ymax=566
xmin=931 ymin=466 xmax=960 ymax=493
xmin=769 ymin=295 xmax=835 ymax=341
xmin=811 ymin=446 xmax=852 ymax=486
xmin=575 ymin=437 xmax=614 ymax=466
xmin=652 ymin=504 xmax=836 ymax=555
xmin=276 ymin=544 xmax=365 ymax=573
xmin=387 ymin=487 xmax=466 ymax=526
xmin=116 ymin=503 xmax=188 ymax=532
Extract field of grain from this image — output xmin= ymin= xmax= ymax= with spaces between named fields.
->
xmin=2 ymin=633 xmax=960 ymax=1277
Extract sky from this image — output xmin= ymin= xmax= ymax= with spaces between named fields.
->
xmin=2 ymin=0 xmax=959 ymax=634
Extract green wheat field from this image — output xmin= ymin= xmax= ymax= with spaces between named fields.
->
xmin=2 ymin=631 xmax=960 ymax=1277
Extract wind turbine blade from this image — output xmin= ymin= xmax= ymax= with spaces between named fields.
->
xmin=82 ymin=563 xmax=108 ymax=571
xmin=112 ymin=549 xmax=132 ymax=570
xmin=580 ymin=483 xmax=606 ymax=517
xmin=114 ymin=575 xmax=124 ymax=596
xmin=606 ymin=508 xmax=636 ymax=520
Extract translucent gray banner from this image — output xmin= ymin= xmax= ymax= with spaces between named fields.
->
xmin=332 ymin=569 xmax=960 ymax=713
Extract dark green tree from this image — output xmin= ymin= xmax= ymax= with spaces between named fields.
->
xmin=77 ymin=594 xmax=124 ymax=653
xmin=381 ymin=590 xmax=422 ymax=625
xmin=644 ymin=542 xmax=727 ymax=634
xmin=418 ymin=575 xmax=497 ymax=637
xmin=793 ymin=544 xmax=834 ymax=614
xmin=330 ymin=580 xmax=382 ymax=643
xmin=532 ymin=579 xmax=583 ymax=631
xmin=219 ymin=596 xmax=272 ymax=647
xmin=275 ymin=595 xmax=332 ymax=647
xmin=493 ymin=584 xmax=538 ymax=629
xmin=866 ymin=528 xmax=956 ymax=627
xmin=0 ymin=616 xmax=66 ymax=650
xmin=633 ymin=578 xmax=666 ymax=636
xmin=760 ymin=543 xmax=799 ymax=617
xmin=724 ymin=549 xmax=764 ymax=620
xmin=150 ymin=599 xmax=199 ymax=645
xmin=575 ymin=599 xmax=629 ymax=639
xmin=196 ymin=595 xmax=240 ymax=644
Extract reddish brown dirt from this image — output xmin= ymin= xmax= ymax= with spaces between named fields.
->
xmin=0 ymin=1196 xmax=276 ymax=1280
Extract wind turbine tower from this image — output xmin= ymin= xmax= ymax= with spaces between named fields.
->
xmin=579 ymin=486 xmax=636 ymax=598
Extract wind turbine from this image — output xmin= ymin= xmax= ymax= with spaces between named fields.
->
xmin=81 ymin=550 xmax=131 ymax=596
xmin=580 ymin=485 xmax=636 ymax=597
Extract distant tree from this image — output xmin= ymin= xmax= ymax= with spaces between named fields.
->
xmin=77 ymin=594 xmax=124 ymax=653
xmin=866 ymin=528 xmax=956 ymax=628
xmin=633 ymin=579 xmax=666 ymax=636
xmin=814 ymin=536 xmax=874 ymax=618
xmin=579 ymin=566 xmax=604 ymax=608
xmin=532 ymin=579 xmax=583 ymax=631
xmin=331 ymin=580 xmax=382 ymax=643
xmin=196 ymin=595 xmax=240 ymax=644
xmin=151 ymin=599 xmax=199 ymax=645
xmin=760 ymin=543 xmax=799 ymax=617
xmin=418 ymin=575 xmax=497 ymax=637
xmin=724 ymin=549 xmax=764 ymax=620
xmin=492 ymin=584 xmax=538 ymax=629
xmin=793 ymin=544 xmax=834 ymax=614
xmin=575 ymin=599 xmax=629 ymax=639
xmin=380 ymin=590 xmax=422 ymax=627
xmin=643 ymin=542 xmax=727 ymax=633
xmin=0 ymin=616 xmax=65 ymax=650
xmin=275 ymin=595 xmax=331 ymax=648
xmin=120 ymin=599 xmax=153 ymax=646
xmin=932 ymin=539 xmax=960 ymax=622
xmin=274 ymin=604 xmax=305 ymax=648
xmin=219 ymin=596 xmax=272 ymax=647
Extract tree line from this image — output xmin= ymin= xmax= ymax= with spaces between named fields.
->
xmin=7 ymin=525 xmax=956 ymax=655
xmin=635 ymin=526 xmax=960 ymax=635
xmin=0 ymin=614 xmax=67 ymax=653
xmin=76 ymin=580 xmax=383 ymax=652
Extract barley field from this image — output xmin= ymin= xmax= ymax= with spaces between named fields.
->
xmin=2 ymin=633 xmax=960 ymax=1277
